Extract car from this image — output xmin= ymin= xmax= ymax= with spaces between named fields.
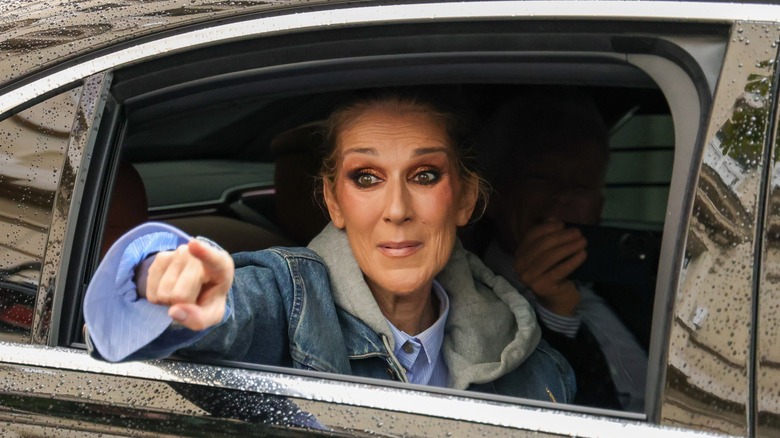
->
xmin=0 ymin=0 xmax=779 ymax=436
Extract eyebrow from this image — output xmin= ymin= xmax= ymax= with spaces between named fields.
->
xmin=342 ymin=147 xmax=378 ymax=156
xmin=412 ymin=146 xmax=449 ymax=157
xmin=341 ymin=146 xmax=449 ymax=157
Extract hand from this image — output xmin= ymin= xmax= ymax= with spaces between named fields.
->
xmin=513 ymin=220 xmax=587 ymax=317
xmin=137 ymin=239 xmax=234 ymax=331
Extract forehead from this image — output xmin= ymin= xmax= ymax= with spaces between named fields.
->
xmin=522 ymin=138 xmax=606 ymax=165
xmin=338 ymin=106 xmax=451 ymax=148
xmin=514 ymin=140 xmax=607 ymax=180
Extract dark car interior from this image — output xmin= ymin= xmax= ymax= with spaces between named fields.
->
xmin=116 ymin=84 xmax=670 ymax=242
xmin=86 ymin=81 xmax=670 ymax=409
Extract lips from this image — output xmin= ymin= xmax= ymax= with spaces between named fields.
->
xmin=377 ymin=241 xmax=422 ymax=257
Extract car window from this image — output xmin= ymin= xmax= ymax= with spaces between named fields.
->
xmin=605 ymin=110 xmax=674 ymax=228
xmin=0 ymin=86 xmax=83 ymax=343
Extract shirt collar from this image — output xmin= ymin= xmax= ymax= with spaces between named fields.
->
xmin=386 ymin=280 xmax=450 ymax=365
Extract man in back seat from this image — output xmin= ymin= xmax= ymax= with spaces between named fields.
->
xmin=479 ymin=93 xmax=647 ymax=412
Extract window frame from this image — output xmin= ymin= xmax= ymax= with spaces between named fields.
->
xmin=74 ymin=21 xmax=714 ymax=425
xmin=0 ymin=2 xmax=765 ymax=436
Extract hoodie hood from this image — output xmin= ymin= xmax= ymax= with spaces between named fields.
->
xmin=307 ymin=223 xmax=540 ymax=390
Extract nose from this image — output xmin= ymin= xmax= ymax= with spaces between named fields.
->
xmin=383 ymin=179 xmax=412 ymax=224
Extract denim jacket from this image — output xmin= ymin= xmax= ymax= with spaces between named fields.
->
xmin=88 ymin=223 xmax=574 ymax=403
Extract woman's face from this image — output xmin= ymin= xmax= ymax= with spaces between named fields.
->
xmin=324 ymin=106 xmax=476 ymax=300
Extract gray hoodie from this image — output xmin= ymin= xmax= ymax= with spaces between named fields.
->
xmin=308 ymin=223 xmax=541 ymax=390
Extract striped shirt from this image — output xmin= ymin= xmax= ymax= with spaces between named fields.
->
xmin=386 ymin=281 xmax=450 ymax=387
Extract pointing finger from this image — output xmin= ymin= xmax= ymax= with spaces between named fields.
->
xmin=188 ymin=239 xmax=233 ymax=277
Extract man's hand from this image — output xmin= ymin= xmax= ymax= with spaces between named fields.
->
xmin=513 ymin=219 xmax=587 ymax=316
xmin=136 ymin=239 xmax=234 ymax=331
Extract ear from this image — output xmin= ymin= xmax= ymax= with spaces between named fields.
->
xmin=456 ymin=177 xmax=479 ymax=226
xmin=322 ymin=180 xmax=346 ymax=229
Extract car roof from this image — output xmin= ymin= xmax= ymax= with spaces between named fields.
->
xmin=0 ymin=0 xmax=333 ymax=88
xmin=2 ymin=0 xmax=780 ymax=98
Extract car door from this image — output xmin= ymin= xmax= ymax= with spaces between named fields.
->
xmin=1 ymin=1 xmax=779 ymax=436
xmin=663 ymin=21 xmax=780 ymax=437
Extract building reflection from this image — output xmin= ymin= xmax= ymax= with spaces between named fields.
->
xmin=663 ymin=23 xmax=776 ymax=436
xmin=0 ymin=87 xmax=79 ymax=341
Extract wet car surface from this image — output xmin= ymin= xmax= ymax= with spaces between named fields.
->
xmin=2 ymin=1 xmax=780 ymax=436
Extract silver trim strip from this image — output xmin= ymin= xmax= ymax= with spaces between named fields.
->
xmin=0 ymin=1 xmax=776 ymax=115
xmin=0 ymin=342 xmax=724 ymax=438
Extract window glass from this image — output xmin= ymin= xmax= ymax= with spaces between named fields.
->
xmin=0 ymin=87 xmax=82 ymax=342
xmin=604 ymin=113 xmax=674 ymax=228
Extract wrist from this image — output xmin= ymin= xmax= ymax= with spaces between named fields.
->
xmin=134 ymin=253 xmax=157 ymax=298
xmin=537 ymin=288 xmax=579 ymax=317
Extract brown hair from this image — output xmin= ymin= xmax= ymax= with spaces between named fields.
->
xmin=318 ymin=89 xmax=489 ymax=222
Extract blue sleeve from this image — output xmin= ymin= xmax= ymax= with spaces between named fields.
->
xmin=170 ymin=248 xmax=341 ymax=370
xmin=83 ymin=222 xmax=231 ymax=362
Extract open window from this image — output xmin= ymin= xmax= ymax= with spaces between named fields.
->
xmin=56 ymin=18 xmax=729 ymax=432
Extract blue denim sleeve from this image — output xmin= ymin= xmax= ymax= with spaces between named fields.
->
xmin=171 ymin=250 xmax=296 ymax=366
xmin=171 ymin=248 xmax=342 ymax=371
xmin=84 ymin=222 xmax=231 ymax=362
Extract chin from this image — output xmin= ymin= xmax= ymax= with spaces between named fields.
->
xmin=383 ymin=273 xmax=431 ymax=296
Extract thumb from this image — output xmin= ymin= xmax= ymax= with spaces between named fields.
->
xmin=169 ymin=301 xmax=225 ymax=332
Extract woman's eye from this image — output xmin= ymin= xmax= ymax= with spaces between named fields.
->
xmin=411 ymin=170 xmax=440 ymax=185
xmin=352 ymin=173 xmax=380 ymax=188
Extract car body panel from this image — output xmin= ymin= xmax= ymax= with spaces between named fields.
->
xmin=661 ymin=21 xmax=779 ymax=437
xmin=3 ymin=1 xmax=780 ymax=115
xmin=757 ymin=28 xmax=780 ymax=438
xmin=0 ymin=83 xmax=84 ymax=345
xmin=0 ymin=341 xmax=731 ymax=437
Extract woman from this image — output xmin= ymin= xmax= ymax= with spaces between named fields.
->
xmin=84 ymin=90 xmax=574 ymax=402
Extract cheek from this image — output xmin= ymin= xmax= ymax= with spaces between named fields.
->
xmin=335 ymin=183 xmax=379 ymax=225
xmin=417 ymin=183 xmax=458 ymax=224
xmin=418 ymin=185 xmax=462 ymax=267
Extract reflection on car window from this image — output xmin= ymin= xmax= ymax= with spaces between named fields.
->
xmin=0 ymin=87 xmax=82 ymax=342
